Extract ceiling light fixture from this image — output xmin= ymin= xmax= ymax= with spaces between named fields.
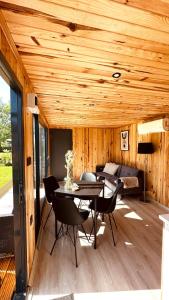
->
xmin=112 ymin=72 xmax=121 ymax=78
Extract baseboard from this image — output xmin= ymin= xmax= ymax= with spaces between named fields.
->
xmin=148 ymin=197 xmax=169 ymax=212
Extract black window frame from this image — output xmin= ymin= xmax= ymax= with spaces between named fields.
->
xmin=0 ymin=53 xmax=27 ymax=298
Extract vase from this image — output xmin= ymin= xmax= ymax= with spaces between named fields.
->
xmin=64 ymin=163 xmax=73 ymax=190
xmin=64 ymin=176 xmax=73 ymax=190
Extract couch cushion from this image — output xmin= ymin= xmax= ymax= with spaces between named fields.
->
xmin=119 ymin=165 xmax=139 ymax=177
xmin=103 ymin=162 xmax=119 ymax=175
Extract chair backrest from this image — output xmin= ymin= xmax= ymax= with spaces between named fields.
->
xmin=43 ymin=176 xmax=59 ymax=203
xmin=80 ymin=172 xmax=96 ymax=182
xmin=52 ymin=196 xmax=85 ymax=225
xmin=106 ymin=179 xmax=124 ymax=213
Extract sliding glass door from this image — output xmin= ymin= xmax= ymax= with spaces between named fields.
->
xmin=0 ymin=59 xmax=26 ymax=298
xmin=33 ymin=116 xmax=48 ymax=240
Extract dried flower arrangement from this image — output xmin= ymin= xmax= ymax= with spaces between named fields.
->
xmin=64 ymin=150 xmax=74 ymax=190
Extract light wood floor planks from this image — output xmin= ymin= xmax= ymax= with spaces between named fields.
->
xmin=31 ymin=197 xmax=168 ymax=300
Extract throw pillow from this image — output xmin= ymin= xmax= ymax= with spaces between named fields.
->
xmin=103 ymin=162 xmax=119 ymax=175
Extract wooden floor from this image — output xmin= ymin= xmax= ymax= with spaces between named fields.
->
xmin=0 ymin=256 xmax=15 ymax=300
xmin=30 ymin=196 xmax=168 ymax=300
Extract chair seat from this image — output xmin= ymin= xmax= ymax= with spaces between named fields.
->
xmin=89 ymin=197 xmax=111 ymax=213
xmin=79 ymin=209 xmax=90 ymax=221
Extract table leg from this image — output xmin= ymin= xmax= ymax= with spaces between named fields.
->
xmin=94 ymin=197 xmax=97 ymax=249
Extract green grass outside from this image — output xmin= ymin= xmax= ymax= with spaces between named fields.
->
xmin=0 ymin=152 xmax=12 ymax=164
xmin=0 ymin=166 xmax=12 ymax=188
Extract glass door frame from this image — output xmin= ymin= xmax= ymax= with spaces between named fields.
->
xmin=0 ymin=54 xmax=27 ymax=298
xmin=33 ymin=115 xmax=48 ymax=240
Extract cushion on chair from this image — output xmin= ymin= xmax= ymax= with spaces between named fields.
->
xmin=89 ymin=197 xmax=111 ymax=213
xmin=103 ymin=163 xmax=119 ymax=175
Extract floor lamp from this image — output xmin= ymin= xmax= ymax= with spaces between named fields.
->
xmin=137 ymin=142 xmax=154 ymax=202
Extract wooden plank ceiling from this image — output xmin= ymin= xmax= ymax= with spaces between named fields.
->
xmin=1 ymin=0 xmax=169 ymax=128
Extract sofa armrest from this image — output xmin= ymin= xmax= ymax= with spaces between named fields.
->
xmin=96 ymin=172 xmax=118 ymax=181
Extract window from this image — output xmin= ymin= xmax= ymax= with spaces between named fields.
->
xmin=39 ymin=123 xmax=46 ymax=198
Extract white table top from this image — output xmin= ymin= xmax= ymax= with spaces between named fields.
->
xmin=159 ymin=214 xmax=169 ymax=224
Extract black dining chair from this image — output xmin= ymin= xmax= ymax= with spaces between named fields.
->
xmin=50 ymin=195 xmax=89 ymax=267
xmin=89 ymin=179 xmax=123 ymax=246
xmin=43 ymin=176 xmax=59 ymax=229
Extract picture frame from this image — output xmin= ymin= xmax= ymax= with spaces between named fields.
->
xmin=121 ymin=130 xmax=129 ymax=151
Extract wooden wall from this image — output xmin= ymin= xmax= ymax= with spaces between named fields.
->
xmin=113 ymin=124 xmax=169 ymax=207
xmin=73 ymin=125 xmax=169 ymax=208
xmin=0 ymin=11 xmax=35 ymax=279
xmin=73 ymin=128 xmax=113 ymax=178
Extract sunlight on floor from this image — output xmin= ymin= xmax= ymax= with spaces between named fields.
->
xmin=31 ymin=289 xmax=161 ymax=300
xmin=124 ymin=211 xmax=143 ymax=220
xmin=116 ymin=201 xmax=130 ymax=210
xmin=78 ymin=221 xmax=106 ymax=247
xmin=124 ymin=241 xmax=134 ymax=247
xmin=97 ymin=222 xmax=106 ymax=235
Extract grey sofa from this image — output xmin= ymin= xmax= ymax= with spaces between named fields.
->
xmin=96 ymin=164 xmax=144 ymax=197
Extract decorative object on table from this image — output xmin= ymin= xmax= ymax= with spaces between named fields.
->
xmin=121 ymin=130 xmax=129 ymax=151
xmin=71 ymin=183 xmax=79 ymax=191
xmin=137 ymin=142 xmax=154 ymax=202
xmin=64 ymin=150 xmax=75 ymax=190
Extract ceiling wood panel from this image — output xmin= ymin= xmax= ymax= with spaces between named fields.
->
xmin=1 ymin=0 xmax=169 ymax=127
xmin=4 ymin=11 xmax=169 ymax=53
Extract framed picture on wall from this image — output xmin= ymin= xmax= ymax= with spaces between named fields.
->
xmin=121 ymin=130 xmax=129 ymax=151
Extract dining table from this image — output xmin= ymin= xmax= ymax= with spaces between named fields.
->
xmin=54 ymin=180 xmax=104 ymax=249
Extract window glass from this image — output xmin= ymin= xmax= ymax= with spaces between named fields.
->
xmin=0 ymin=75 xmax=13 ymax=214
xmin=39 ymin=124 xmax=46 ymax=192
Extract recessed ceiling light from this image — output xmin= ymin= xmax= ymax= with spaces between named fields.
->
xmin=112 ymin=72 xmax=121 ymax=78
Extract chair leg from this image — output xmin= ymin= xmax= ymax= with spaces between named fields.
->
xmin=65 ymin=224 xmax=69 ymax=234
xmin=73 ymin=226 xmax=78 ymax=268
xmin=50 ymin=239 xmax=57 ymax=255
xmin=50 ymin=224 xmax=63 ymax=255
xmin=89 ymin=211 xmax=98 ymax=238
xmin=102 ymin=213 xmax=105 ymax=222
xmin=81 ymin=224 xmax=89 ymax=242
xmin=112 ymin=213 xmax=117 ymax=229
xmin=43 ymin=205 xmax=52 ymax=229
xmin=108 ymin=214 xmax=116 ymax=246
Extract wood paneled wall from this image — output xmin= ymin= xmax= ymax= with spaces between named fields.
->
xmin=113 ymin=124 xmax=169 ymax=207
xmin=0 ymin=11 xmax=35 ymax=278
xmin=73 ymin=128 xmax=113 ymax=178
xmin=73 ymin=125 xmax=169 ymax=208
